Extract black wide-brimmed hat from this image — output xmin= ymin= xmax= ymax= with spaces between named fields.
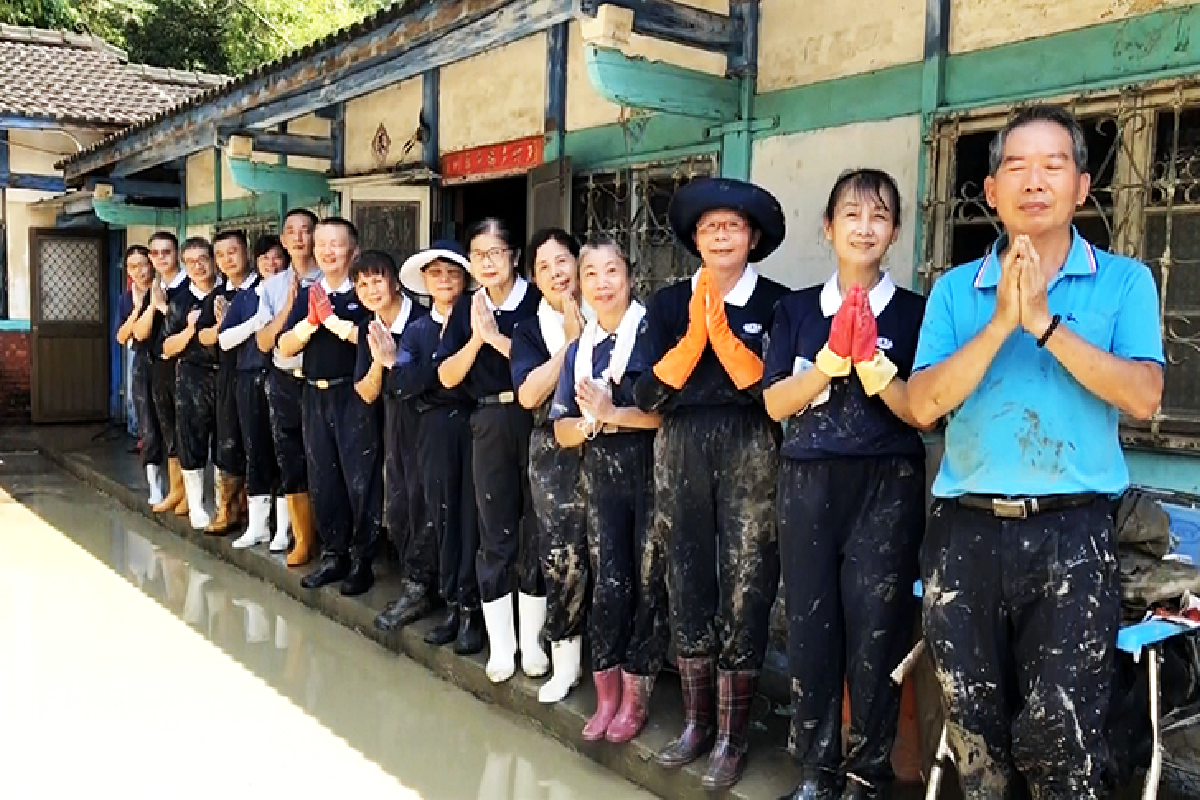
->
xmin=668 ymin=177 xmax=786 ymax=263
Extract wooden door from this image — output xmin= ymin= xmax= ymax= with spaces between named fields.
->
xmin=527 ymin=157 xmax=572 ymax=238
xmin=30 ymin=227 xmax=109 ymax=423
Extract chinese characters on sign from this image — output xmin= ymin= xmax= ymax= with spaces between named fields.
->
xmin=441 ymin=135 xmax=545 ymax=180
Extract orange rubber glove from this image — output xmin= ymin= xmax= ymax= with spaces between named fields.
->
xmin=704 ymin=275 xmax=763 ymax=391
xmin=653 ymin=270 xmax=710 ymax=390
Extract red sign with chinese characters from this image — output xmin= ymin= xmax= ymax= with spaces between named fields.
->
xmin=441 ymin=135 xmax=544 ymax=180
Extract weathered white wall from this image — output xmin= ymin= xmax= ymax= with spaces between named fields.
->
xmin=751 ymin=116 xmax=923 ymax=291
xmin=950 ymin=0 xmax=1197 ymax=53
xmin=125 ymin=225 xmax=156 ymax=250
xmin=7 ymin=128 xmax=107 ymax=175
xmin=757 ymin=0 xmax=924 ymax=92
xmin=285 ymin=112 xmax=333 ymax=174
xmin=440 ymin=33 xmax=546 ymax=153
xmin=5 ymin=201 xmax=58 ymax=320
xmin=344 ymin=77 xmax=424 ymax=176
xmin=186 ymin=148 xmax=252 ymax=206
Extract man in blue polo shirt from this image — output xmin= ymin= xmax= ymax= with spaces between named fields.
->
xmin=909 ymin=105 xmax=1164 ymax=799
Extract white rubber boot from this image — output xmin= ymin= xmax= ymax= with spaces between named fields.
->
xmin=537 ymin=636 xmax=582 ymax=703
xmin=517 ymin=592 xmax=550 ymax=678
xmin=482 ymin=595 xmax=517 ymax=683
xmin=182 ymin=468 xmax=211 ymax=530
xmin=232 ymin=495 xmax=272 ymax=549
xmin=269 ymin=495 xmax=291 ymax=552
xmin=146 ymin=464 xmax=165 ymax=506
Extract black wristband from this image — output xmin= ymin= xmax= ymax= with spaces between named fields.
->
xmin=1037 ymin=314 xmax=1062 ymax=348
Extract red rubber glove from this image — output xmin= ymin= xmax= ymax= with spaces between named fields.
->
xmin=827 ymin=285 xmax=861 ymax=359
xmin=312 ymin=283 xmax=334 ymax=324
xmin=851 ymin=292 xmax=878 ymax=364
xmin=306 ymin=283 xmax=323 ymax=326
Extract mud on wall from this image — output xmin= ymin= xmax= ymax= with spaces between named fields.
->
xmin=751 ymin=116 xmax=923 ymax=291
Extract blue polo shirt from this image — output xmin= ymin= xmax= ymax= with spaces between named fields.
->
xmin=914 ymin=229 xmax=1164 ymax=498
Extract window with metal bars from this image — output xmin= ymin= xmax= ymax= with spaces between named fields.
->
xmin=571 ymin=156 xmax=716 ymax=301
xmin=920 ymin=84 xmax=1200 ymax=451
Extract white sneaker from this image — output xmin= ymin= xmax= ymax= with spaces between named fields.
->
xmin=269 ymin=496 xmax=291 ymax=552
xmin=517 ymin=593 xmax=549 ymax=678
xmin=537 ymin=636 xmax=582 ymax=703
xmin=182 ymin=469 xmax=211 ymax=530
xmin=146 ymin=464 xmax=165 ymax=506
xmin=482 ymin=595 xmax=517 ymax=683
xmin=232 ymin=496 xmax=272 ymax=549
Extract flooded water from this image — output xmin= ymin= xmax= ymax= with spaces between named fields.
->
xmin=0 ymin=453 xmax=654 ymax=799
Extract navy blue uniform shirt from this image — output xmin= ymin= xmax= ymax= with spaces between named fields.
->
xmin=165 ymin=284 xmax=218 ymax=367
xmin=763 ymin=274 xmax=926 ymax=461
xmin=150 ymin=273 xmax=190 ymax=360
xmin=220 ymin=277 xmax=270 ymax=373
xmin=119 ymin=289 xmax=152 ymax=355
xmin=433 ymin=279 xmax=542 ymax=400
xmin=283 ymin=280 xmax=371 ymax=381
xmin=397 ymin=311 xmax=475 ymax=409
xmin=547 ymin=335 xmax=641 ymax=421
xmin=353 ymin=299 xmax=429 ymax=392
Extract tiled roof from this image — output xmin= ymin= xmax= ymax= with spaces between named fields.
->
xmin=0 ymin=24 xmax=228 ymax=127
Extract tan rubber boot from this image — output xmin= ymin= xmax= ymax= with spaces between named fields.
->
xmin=205 ymin=471 xmax=243 ymax=535
xmin=152 ymin=458 xmax=185 ymax=515
xmin=285 ymin=492 xmax=316 ymax=567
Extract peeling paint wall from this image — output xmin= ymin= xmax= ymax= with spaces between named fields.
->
xmin=950 ymin=0 xmax=1197 ymax=53
xmin=5 ymin=201 xmax=58 ymax=321
xmin=440 ymin=33 xmax=546 ymax=153
xmin=751 ymin=116 xmax=922 ymax=290
xmin=757 ymin=0 xmax=925 ymax=92
xmin=345 ymin=77 xmax=424 ymax=176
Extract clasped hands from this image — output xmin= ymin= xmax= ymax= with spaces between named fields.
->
xmin=995 ymin=234 xmax=1054 ymax=338
xmin=297 ymin=283 xmax=354 ymax=341
xmin=815 ymin=284 xmax=896 ymax=396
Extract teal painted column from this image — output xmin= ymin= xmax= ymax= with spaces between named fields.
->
xmin=720 ymin=77 xmax=756 ymax=180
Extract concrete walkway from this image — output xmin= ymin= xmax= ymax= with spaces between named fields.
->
xmin=14 ymin=423 xmax=932 ymax=800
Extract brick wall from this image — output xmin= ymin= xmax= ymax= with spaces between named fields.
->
xmin=0 ymin=331 xmax=31 ymax=423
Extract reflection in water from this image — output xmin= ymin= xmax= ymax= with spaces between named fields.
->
xmin=3 ymin=458 xmax=649 ymax=800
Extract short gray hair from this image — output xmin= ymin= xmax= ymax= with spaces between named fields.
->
xmin=987 ymin=105 xmax=1089 ymax=176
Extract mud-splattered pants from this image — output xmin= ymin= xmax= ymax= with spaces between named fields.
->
xmin=266 ymin=367 xmax=307 ymax=494
xmin=529 ymin=424 xmax=588 ymax=641
xmin=176 ymin=360 xmax=218 ymax=471
xmin=584 ymin=430 xmax=668 ymax=675
xmin=302 ymin=382 xmax=383 ymax=564
xmin=419 ymin=404 xmax=479 ymax=609
xmin=657 ymin=405 xmax=780 ymax=670
xmin=384 ymin=393 xmax=434 ymax=587
xmin=132 ymin=348 xmax=164 ymax=467
xmin=151 ymin=356 xmax=179 ymax=459
xmin=779 ymin=456 xmax=925 ymax=788
xmin=471 ymin=403 xmax=542 ymax=603
xmin=921 ymin=497 xmax=1120 ymax=800
xmin=214 ymin=363 xmax=244 ymax=476
xmin=234 ymin=370 xmax=278 ymax=496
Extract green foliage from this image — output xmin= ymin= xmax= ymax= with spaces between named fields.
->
xmin=0 ymin=0 xmax=393 ymax=75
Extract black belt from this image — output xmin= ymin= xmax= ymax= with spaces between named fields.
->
xmin=477 ymin=391 xmax=516 ymax=406
xmin=306 ymin=376 xmax=352 ymax=390
xmin=956 ymin=493 xmax=1099 ymax=519
xmin=180 ymin=360 xmax=219 ymax=372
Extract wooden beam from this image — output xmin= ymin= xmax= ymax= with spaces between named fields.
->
xmin=234 ymin=0 xmax=576 ymax=130
xmin=111 ymin=124 xmax=219 ymax=178
xmin=226 ymin=157 xmax=333 ymax=201
xmin=85 ymin=176 xmax=182 ymax=200
xmin=2 ymin=173 xmax=66 ymax=192
xmin=583 ymin=43 xmax=739 ymax=121
xmin=545 ymin=22 xmax=568 ymax=140
xmin=330 ymin=103 xmax=346 ymax=177
xmin=579 ymin=0 xmax=735 ymax=54
xmin=727 ymin=0 xmax=758 ymax=77
xmin=224 ymin=130 xmax=334 ymax=159
xmin=421 ymin=71 xmax=438 ymax=173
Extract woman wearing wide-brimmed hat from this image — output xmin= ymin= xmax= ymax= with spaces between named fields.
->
xmin=392 ymin=240 xmax=486 ymax=653
xmin=629 ymin=176 xmax=789 ymax=789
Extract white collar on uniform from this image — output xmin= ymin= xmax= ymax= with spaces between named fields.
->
xmin=431 ymin=306 xmax=447 ymax=325
xmin=819 ymin=271 xmax=896 ymax=318
xmin=691 ymin=266 xmax=758 ymax=308
xmin=481 ymin=276 xmax=529 ymax=312
xmin=189 ymin=282 xmax=213 ymax=300
xmin=380 ymin=296 xmax=413 ymax=336
xmin=236 ymin=273 xmax=257 ymax=291
xmin=320 ymin=277 xmax=353 ymax=295
xmin=162 ymin=269 xmax=186 ymax=291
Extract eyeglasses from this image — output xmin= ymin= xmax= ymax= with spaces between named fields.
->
xmin=149 ymin=248 xmax=174 ymax=257
xmin=183 ymin=257 xmax=210 ymax=268
xmin=470 ymin=247 xmax=509 ymax=263
xmin=696 ymin=219 xmax=750 ymax=236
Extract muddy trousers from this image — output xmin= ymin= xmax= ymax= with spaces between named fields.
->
xmin=471 ymin=403 xmax=541 ymax=604
xmin=151 ymin=357 xmax=180 ymax=458
xmin=779 ymin=456 xmax=925 ymax=788
xmin=921 ymin=497 xmax=1120 ymax=800
xmin=214 ymin=364 xmax=244 ymax=476
xmin=584 ymin=431 xmax=668 ymax=675
xmin=301 ymin=382 xmax=384 ymax=563
xmin=529 ymin=424 xmax=588 ymax=642
xmin=384 ymin=393 xmax=434 ymax=587
xmin=419 ymin=405 xmax=480 ymax=608
xmin=132 ymin=349 xmax=164 ymax=467
xmin=657 ymin=406 xmax=780 ymax=670
xmin=234 ymin=370 xmax=278 ymax=497
xmin=175 ymin=361 xmax=218 ymax=471
xmin=265 ymin=367 xmax=307 ymax=494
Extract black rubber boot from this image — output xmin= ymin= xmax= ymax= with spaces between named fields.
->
xmin=374 ymin=579 xmax=435 ymax=631
xmin=300 ymin=553 xmax=350 ymax=590
xmin=454 ymin=605 xmax=485 ymax=655
xmin=340 ymin=559 xmax=374 ymax=597
xmin=424 ymin=603 xmax=460 ymax=646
